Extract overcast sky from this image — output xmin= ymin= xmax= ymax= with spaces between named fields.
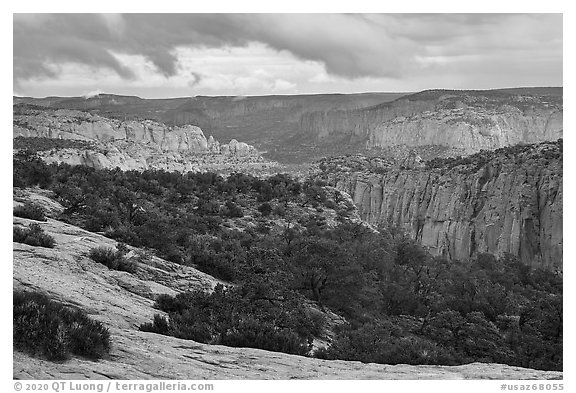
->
xmin=13 ymin=13 xmax=563 ymax=98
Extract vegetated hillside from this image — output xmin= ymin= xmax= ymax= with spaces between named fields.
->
xmin=316 ymin=140 xmax=562 ymax=270
xmin=13 ymin=152 xmax=562 ymax=373
xmin=300 ymin=88 xmax=562 ymax=156
xmin=14 ymin=92 xmax=408 ymax=162
xmin=12 ymin=193 xmax=560 ymax=379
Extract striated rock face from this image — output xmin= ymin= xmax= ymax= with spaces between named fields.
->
xmin=13 ymin=192 xmax=562 ymax=380
xmin=301 ymin=89 xmax=563 ymax=154
xmin=14 ymin=107 xmax=258 ymax=156
xmin=300 ymin=98 xmax=436 ymax=141
xmin=318 ymin=141 xmax=562 ymax=270
xmin=367 ymin=105 xmax=562 ymax=154
xmin=13 ymin=93 xmax=407 ymax=154
xmin=13 ymin=107 xmax=272 ymax=173
xmin=35 ymin=141 xmax=273 ymax=174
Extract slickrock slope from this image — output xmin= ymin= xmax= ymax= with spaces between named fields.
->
xmin=317 ymin=141 xmax=562 ymax=270
xmin=13 ymin=192 xmax=562 ymax=380
xmin=301 ymin=89 xmax=563 ymax=154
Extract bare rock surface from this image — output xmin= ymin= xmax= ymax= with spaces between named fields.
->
xmin=13 ymin=107 xmax=274 ymax=173
xmin=13 ymin=198 xmax=562 ymax=380
xmin=302 ymin=90 xmax=562 ymax=154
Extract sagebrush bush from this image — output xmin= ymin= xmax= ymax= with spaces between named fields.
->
xmin=315 ymin=321 xmax=461 ymax=366
xmin=219 ymin=317 xmax=311 ymax=355
xmin=88 ymin=245 xmax=136 ymax=273
xmin=13 ymin=290 xmax=110 ymax=361
xmin=13 ymin=223 xmax=55 ymax=248
xmin=13 ymin=202 xmax=47 ymax=221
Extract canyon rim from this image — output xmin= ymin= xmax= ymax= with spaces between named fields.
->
xmin=12 ymin=12 xmax=564 ymax=388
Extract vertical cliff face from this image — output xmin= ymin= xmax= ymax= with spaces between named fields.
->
xmin=301 ymin=89 xmax=563 ymax=154
xmin=14 ymin=108 xmax=213 ymax=153
xmin=300 ymin=99 xmax=436 ymax=141
xmin=367 ymin=105 xmax=562 ymax=154
xmin=318 ymin=141 xmax=562 ymax=270
xmin=13 ymin=107 xmax=260 ymax=156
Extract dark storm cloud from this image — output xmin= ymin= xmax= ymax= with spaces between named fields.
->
xmin=14 ymin=14 xmax=135 ymax=84
xmin=13 ymin=13 xmax=562 ymax=86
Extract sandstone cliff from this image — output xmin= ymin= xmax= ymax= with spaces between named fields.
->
xmin=14 ymin=107 xmax=258 ymax=155
xmin=13 ymin=106 xmax=278 ymax=173
xmin=13 ymin=190 xmax=562 ymax=379
xmin=301 ymin=89 xmax=563 ymax=154
xmin=317 ymin=141 xmax=562 ymax=270
xmin=13 ymin=93 xmax=405 ymax=150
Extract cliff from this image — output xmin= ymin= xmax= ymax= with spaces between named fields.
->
xmin=13 ymin=190 xmax=562 ymax=379
xmin=301 ymin=89 xmax=563 ymax=154
xmin=316 ymin=141 xmax=563 ymax=270
xmin=13 ymin=106 xmax=258 ymax=155
xmin=15 ymin=89 xmax=562 ymax=163
xmin=13 ymin=93 xmax=406 ymax=151
xmin=12 ymin=107 xmax=277 ymax=173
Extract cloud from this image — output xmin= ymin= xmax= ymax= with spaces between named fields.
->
xmin=272 ymin=79 xmax=297 ymax=93
xmin=13 ymin=13 xmax=562 ymax=96
xmin=187 ymin=72 xmax=202 ymax=88
xmin=14 ymin=15 xmax=135 ymax=84
xmin=83 ymin=89 xmax=103 ymax=99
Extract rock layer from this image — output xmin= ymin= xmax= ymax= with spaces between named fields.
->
xmin=319 ymin=141 xmax=562 ymax=270
xmin=14 ymin=108 xmax=258 ymax=156
xmin=302 ymin=89 xmax=563 ymax=154
xmin=13 ymin=107 xmax=274 ymax=173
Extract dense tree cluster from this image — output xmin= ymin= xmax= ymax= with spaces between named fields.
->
xmin=425 ymin=139 xmax=562 ymax=172
xmin=13 ymin=153 xmax=562 ymax=370
xmin=13 ymin=137 xmax=96 ymax=152
xmin=141 ymin=282 xmax=323 ymax=355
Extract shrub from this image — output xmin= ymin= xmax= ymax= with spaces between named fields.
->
xmin=220 ymin=317 xmax=311 ymax=355
xmin=223 ymin=200 xmax=244 ymax=218
xmin=196 ymin=257 xmax=238 ymax=282
xmin=13 ymin=151 xmax=53 ymax=188
xmin=316 ymin=321 xmax=461 ymax=366
xmin=13 ymin=290 xmax=110 ymax=361
xmin=13 ymin=223 xmax=55 ymax=248
xmin=13 ymin=202 xmax=47 ymax=221
xmin=324 ymin=199 xmax=338 ymax=210
xmin=88 ymin=244 xmax=136 ymax=273
xmin=140 ymin=314 xmax=170 ymax=335
xmin=257 ymin=202 xmax=273 ymax=217
xmin=140 ymin=284 xmax=315 ymax=356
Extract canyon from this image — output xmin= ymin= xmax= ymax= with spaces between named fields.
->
xmin=13 ymin=92 xmax=405 ymax=162
xmin=12 ymin=89 xmax=564 ymax=270
xmin=12 ymin=89 xmax=564 ymax=379
xmin=302 ymin=89 xmax=563 ymax=156
xmin=316 ymin=141 xmax=563 ymax=270
xmin=15 ymin=88 xmax=562 ymax=163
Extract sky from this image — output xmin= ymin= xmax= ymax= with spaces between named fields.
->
xmin=13 ymin=13 xmax=563 ymax=98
